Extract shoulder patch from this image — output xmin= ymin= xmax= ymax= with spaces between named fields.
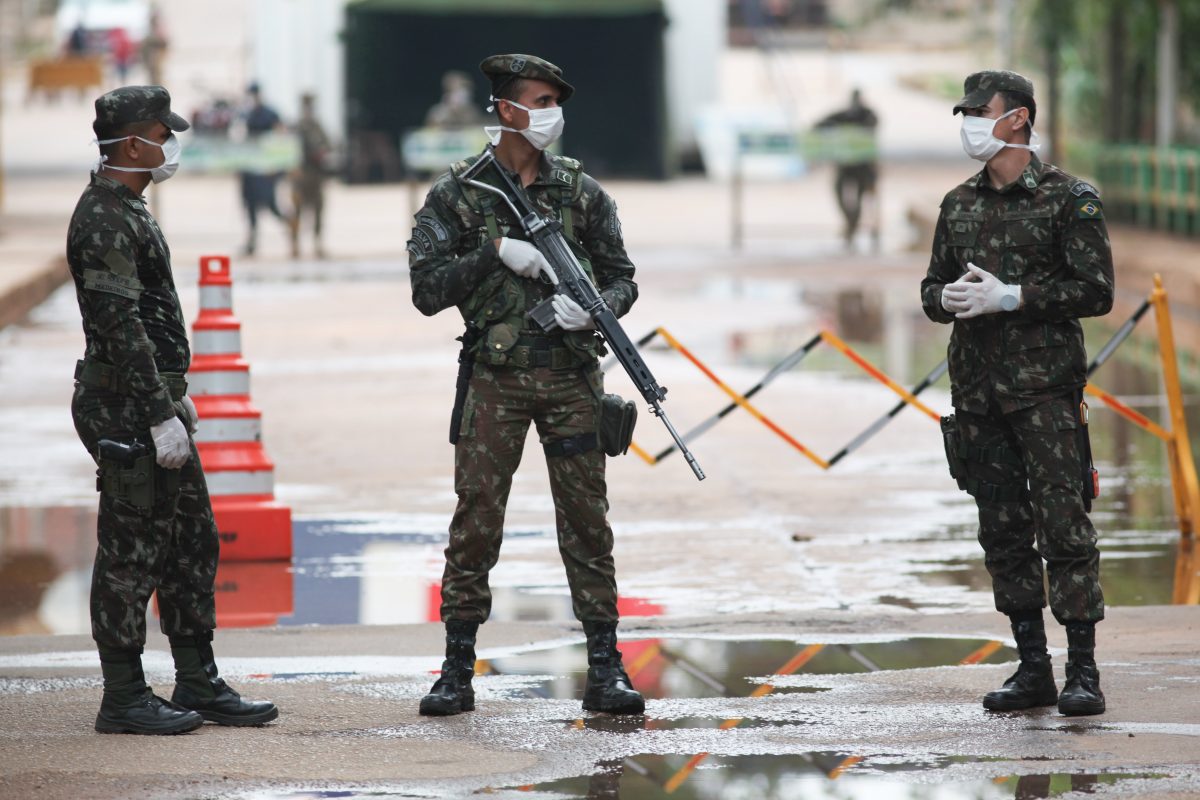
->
xmin=1075 ymin=197 xmax=1103 ymax=220
xmin=1070 ymin=180 xmax=1100 ymax=198
xmin=550 ymin=167 xmax=574 ymax=186
xmin=415 ymin=214 xmax=449 ymax=243
xmin=411 ymin=213 xmax=453 ymax=256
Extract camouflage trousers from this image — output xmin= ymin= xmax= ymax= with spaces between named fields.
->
xmin=954 ymin=395 xmax=1104 ymax=624
xmin=442 ymin=362 xmax=618 ymax=625
xmin=72 ymin=386 xmax=219 ymax=652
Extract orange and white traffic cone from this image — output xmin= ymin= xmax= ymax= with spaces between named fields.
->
xmin=189 ymin=255 xmax=292 ymax=561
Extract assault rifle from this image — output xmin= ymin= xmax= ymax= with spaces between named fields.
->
xmin=460 ymin=146 xmax=705 ymax=481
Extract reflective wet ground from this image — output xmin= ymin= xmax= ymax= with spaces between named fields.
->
xmin=205 ymin=633 xmax=1186 ymax=799
xmin=252 ymin=767 xmax=1166 ymax=799
xmin=0 ymin=499 xmax=1182 ymax=634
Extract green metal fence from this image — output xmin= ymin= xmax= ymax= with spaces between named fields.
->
xmin=1089 ymin=145 xmax=1200 ymax=236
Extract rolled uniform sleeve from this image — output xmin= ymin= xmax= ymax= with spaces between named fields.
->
xmin=920 ymin=204 xmax=959 ymax=324
xmin=1021 ymin=192 xmax=1114 ymax=321
xmin=74 ymin=228 xmax=175 ymax=425
xmin=581 ymin=181 xmax=638 ymax=319
xmin=408 ymin=189 xmax=501 ymax=317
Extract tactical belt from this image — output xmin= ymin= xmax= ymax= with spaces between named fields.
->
xmin=75 ymin=359 xmax=188 ymax=401
xmin=508 ymin=334 xmax=585 ymax=371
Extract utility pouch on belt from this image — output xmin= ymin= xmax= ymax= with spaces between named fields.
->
xmin=940 ymin=415 xmax=967 ymax=489
xmin=96 ymin=439 xmax=155 ymax=510
xmin=1077 ymin=394 xmax=1099 ymax=512
xmin=598 ymin=393 xmax=637 ymax=457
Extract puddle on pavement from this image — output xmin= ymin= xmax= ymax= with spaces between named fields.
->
xmin=0 ymin=500 xmax=1181 ymax=634
xmin=493 ymin=758 xmax=1166 ymax=799
xmin=480 ymin=636 xmax=1015 ymax=708
xmin=245 ymin=762 xmax=1166 ymax=799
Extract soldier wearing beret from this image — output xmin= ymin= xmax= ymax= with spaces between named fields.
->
xmin=921 ymin=71 xmax=1114 ymax=716
xmin=408 ymin=54 xmax=645 ymax=717
xmin=70 ymin=86 xmax=278 ymax=734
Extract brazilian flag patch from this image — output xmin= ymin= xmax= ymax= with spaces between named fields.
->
xmin=1076 ymin=198 xmax=1103 ymax=219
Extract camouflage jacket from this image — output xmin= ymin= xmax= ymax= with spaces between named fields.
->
xmin=408 ymin=151 xmax=638 ymax=362
xmin=920 ymin=155 xmax=1114 ymax=414
xmin=66 ymin=172 xmax=189 ymax=426
xmin=297 ymin=117 xmax=330 ymax=173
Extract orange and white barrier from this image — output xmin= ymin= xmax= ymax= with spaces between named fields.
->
xmin=189 ymin=255 xmax=292 ymax=561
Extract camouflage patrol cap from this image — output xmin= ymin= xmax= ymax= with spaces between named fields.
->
xmin=952 ymin=70 xmax=1035 ymax=115
xmin=479 ymin=54 xmax=574 ymax=103
xmin=92 ymin=85 xmax=190 ymax=139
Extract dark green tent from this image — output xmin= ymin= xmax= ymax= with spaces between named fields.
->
xmin=344 ymin=0 xmax=668 ymax=181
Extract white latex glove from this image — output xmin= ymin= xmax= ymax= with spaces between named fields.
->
xmin=150 ymin=416 xmax=190 ymax=469
xmin=551 ymin=294 xmax=594 ymax=331
xmin=181 ymin=395 xmax=199 ymax=434
xmin=941 ymin=262 xmax=1021 ymax=320
xmin=497 ymin=238 xmax=558 ymax=284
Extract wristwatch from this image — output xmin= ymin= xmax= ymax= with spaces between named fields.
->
xmin=1000 ymin=286 xmax=1021 ymax=312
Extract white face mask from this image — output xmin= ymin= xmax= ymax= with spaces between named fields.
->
xmin=95 ymin=133 xmax=181 ymax=183
xmin=484 ymin=97 xmax=564 ymax=150
xmin=960 ymin=108 xmax=1041 ymax=162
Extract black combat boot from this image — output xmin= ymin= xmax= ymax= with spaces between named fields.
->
xmin=95 ymin=649 xmax=204 ymax=735
xmin=982 ymin=612 xmax=1059 ymax=711
xmin=581 ymin=622 xmax=645 ymax=715
xmin=419 ymin=620 xmax=478 ymax=716
xmin=1058 ymin=622 xmax=1105 ymax=716
xmin=169 ymin=632 xmax=279 ymax=726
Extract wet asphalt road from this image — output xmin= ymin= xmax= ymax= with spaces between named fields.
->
xmin=2 ymin=608 xmax=1200 ymax=799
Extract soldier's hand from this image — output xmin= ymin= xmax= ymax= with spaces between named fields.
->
xmin=551 ymin=294 xmax=594 ymax=331
xmin=150 ymin=416 xmax=190 ymax=469
xmin=181 ymin=395 xmax=199 ymax=434
xmin=946 ymin=263 xmax=1021 ymax=319
xmin=498 ymin=238 xmax=559 ymax=284
xmin=941 ymin=284 xmax=971 ymax=314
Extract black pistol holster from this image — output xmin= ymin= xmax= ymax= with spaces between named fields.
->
xmin=449 ymin=323 xmax=482 ymax=445
xmin=941 ymin=415 xmax=969 ymax=489
xmin=96 ymin=439 xmax=156 ymax=511
xmin=940 ymin=414 xmax=1027 ymax=503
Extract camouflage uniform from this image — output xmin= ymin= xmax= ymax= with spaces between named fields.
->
xmin=921 ymin=153 xmax=1114 ymax=624
xmin=409 ymin=150 xmax=637 ymax=626
xmin=291 ymin=107 xmax=330 ymax=250
xmin=815 ymin=95 xmax=878 ymax=241
xmin=68 ymin=169 xmax=219 ymax=652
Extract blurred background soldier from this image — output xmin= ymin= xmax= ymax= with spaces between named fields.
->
xmin=815 ymin=88 xmax=879 ymax=250
xmin=290 ymin=92 xmax=331 ymax=259
xmin=424 ymin=70 xmax=487 ymax=130
xmin=70 ymin=86 xmax=278 ymax=734
xmin=922 ymin=70 xmax=1113 ymax=718
xmin=239 ymin=82 xmax=295 ymax=256
xmin=408 ymin=53 xmax=645 ymax=719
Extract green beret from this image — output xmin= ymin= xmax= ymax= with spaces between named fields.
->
xmin=479 ymin=53 xmax=574 ymax=104
xmin=953 ymin=70 xmax=1035 ymax=115
xmin=93 ymin=85 xmax=190 ymax=139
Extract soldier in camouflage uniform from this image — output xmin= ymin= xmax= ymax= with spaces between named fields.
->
xmin=70 ymin=86 xmax=278 ymax=734
xmin=408 ymin=54 xmax=645 ymax=717
xmin=921 ymin=71 xmax=1114 ymax=716
xmin=290 ymin=92 xmax=331 ymax=259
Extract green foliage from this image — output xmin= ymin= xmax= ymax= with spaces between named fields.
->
xmin=1026 ymin=0 xmax=1200 ymax=145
